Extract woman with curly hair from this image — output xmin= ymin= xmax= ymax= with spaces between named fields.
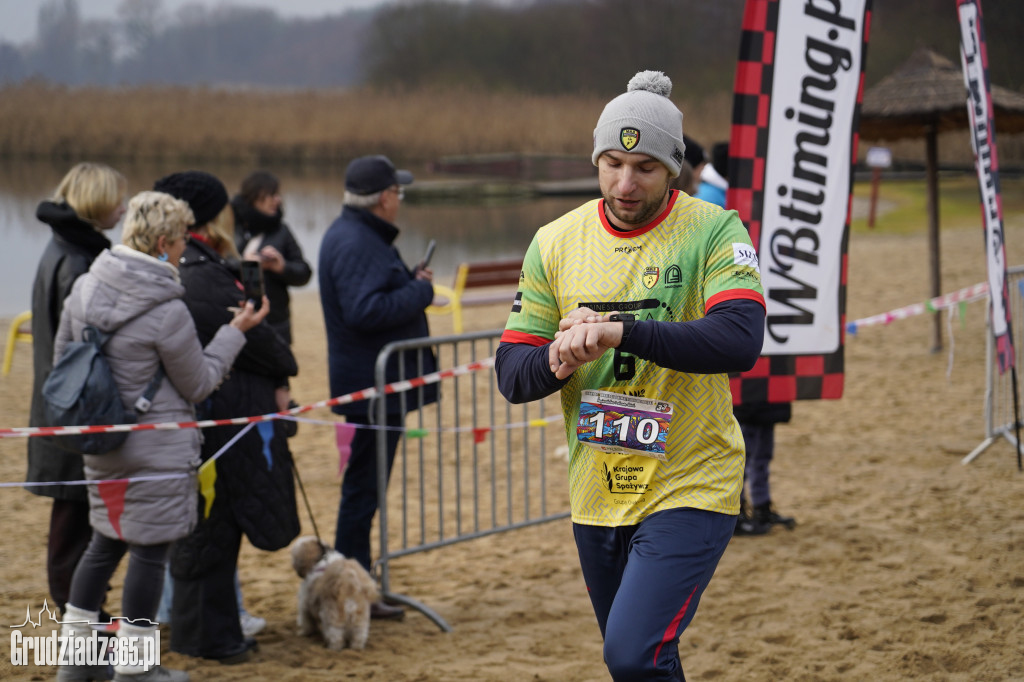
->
xmin=55 ymin=191 xmax=268 ymax=682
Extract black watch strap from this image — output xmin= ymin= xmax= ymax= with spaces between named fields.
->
xmin=609 ymin=313 xmax=636 ymax=346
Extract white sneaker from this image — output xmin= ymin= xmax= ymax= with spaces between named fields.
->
xmin=239 ymin=611 xmax=266 ymax=638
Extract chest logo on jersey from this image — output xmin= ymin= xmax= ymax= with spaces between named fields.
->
xmin=642 ymin=266 xmax=660 ymax=289
xmin=620 ymin=127 xmax=640 ymax=151
xmin=664 ymin=264 xmax=682 ymax=287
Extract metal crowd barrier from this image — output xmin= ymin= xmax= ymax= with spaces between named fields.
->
xmin=963 ymin=264 xmax=1024 ymax=464
xmin=372 ymin=329 xmax=569 ymax=631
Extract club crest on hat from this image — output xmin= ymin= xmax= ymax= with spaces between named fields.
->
xmin=643 ymin=266 xmax=660 ymax=289
xmin=620 ymin=127 xmax=640 ymax=151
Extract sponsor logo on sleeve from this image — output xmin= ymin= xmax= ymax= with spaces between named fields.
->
xmin=732 ymin=243 xmax=760 ymax=273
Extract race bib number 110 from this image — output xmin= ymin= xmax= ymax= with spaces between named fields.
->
xmin=576 ymin=390 xmax=672 ymax=461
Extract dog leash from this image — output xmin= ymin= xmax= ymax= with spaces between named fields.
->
xmin=291 ymin=459 xmax=327 ymax=559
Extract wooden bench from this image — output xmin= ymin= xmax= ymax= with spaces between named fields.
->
xmin=428 ymin=259 xmax=523 ymax=333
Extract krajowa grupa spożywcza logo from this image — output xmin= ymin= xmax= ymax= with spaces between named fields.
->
xmin=8 ymin=600 xmax=160 ymax=670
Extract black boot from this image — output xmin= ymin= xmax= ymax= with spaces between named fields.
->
xmin=752 ymin=501 xmax=796 ymax=530
xmin=734 ymin=498 xmax=770 ymax=536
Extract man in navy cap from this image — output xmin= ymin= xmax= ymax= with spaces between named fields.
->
xmin=317 ymin=155 xmax=437 ymax=620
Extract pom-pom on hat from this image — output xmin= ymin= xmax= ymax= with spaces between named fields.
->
xmin=592 ymin=70 xmax=686 ymax=177
xmin=152 ymin=171 xmax=229 ymax=227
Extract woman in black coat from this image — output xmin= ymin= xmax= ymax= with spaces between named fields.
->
xmin=154 ymin=171 xmax=300 ymax=664
xmin=27 ymin=162 xmax=127 ymax=615
xmin=231 ymin=170 xmax=312 ymax=345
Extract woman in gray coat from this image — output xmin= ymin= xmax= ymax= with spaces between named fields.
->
xmin=54 ymin=191 xmax=269 ymax=682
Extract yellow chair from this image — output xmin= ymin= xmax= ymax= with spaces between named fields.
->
xmin=427 ymin=265 xmax=470 ymax=334
xmin=426 ymin=260 xmax=523 ymax=334
xmin=3 ymin=310 xmax=32 ymax=376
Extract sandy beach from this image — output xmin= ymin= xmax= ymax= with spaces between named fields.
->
xmin=2 ymin=217 xmax=1024 ymax=681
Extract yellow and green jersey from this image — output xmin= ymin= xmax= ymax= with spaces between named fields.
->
xmin=501 ymin=190 xmax=764 ymax=526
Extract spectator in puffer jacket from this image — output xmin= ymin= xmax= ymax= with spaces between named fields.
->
xmin=54 ymin=191 xmax=268 ymax=682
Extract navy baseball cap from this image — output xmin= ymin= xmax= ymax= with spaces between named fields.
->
xmin=344 ymin=155 xmax=414 ymax=195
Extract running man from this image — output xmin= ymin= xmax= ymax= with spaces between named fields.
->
xmin=494 ymin=70 xmax=765 ymax=681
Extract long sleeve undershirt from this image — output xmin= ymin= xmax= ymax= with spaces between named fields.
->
xmin=495 ymin=298 xmax=765 ymax=404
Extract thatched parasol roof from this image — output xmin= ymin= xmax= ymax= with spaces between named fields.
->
xmin=858 ymin=47 xmax=1024 ymax=352
xmin=860 ymin=48 xmax=1024 ymax=140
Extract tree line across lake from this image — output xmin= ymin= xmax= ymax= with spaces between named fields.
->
xmin=2 ymin=0 xmax=1022 ymax=97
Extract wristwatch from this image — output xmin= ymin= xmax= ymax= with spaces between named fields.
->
xmin=609 ymin=313 xmax=636 ymax=346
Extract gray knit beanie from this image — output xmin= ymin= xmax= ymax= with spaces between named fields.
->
xmin=592 ymin=70 xmax=685 ymax=177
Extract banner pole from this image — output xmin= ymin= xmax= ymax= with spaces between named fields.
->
xmin=1010 ymin=366 xmax=1023 ymax=471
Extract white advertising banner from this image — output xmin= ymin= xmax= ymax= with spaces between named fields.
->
xmin=758 ymin=0 xmax=868 ymax=356
xmin=958 ymin=0 xmax=1015 ymax=372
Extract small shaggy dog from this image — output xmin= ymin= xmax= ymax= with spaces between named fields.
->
xmin=290 ymin=536 xmax=379 ymax=650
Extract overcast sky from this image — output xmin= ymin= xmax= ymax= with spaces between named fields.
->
xmin=0 ymin=0 xmax=394 ymax=45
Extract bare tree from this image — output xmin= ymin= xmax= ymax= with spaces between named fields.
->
xmin=35 ymin=0 xmax=81 ymax=83
xmin=118 ymin=0 xmax=163 ymax=58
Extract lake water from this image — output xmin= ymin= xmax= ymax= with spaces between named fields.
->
xmin=0 ymin=159 xmax=591 ymax=320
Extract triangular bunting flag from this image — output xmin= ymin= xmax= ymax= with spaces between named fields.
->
xmin=335 ymin=422 xmax=357 ymax=476
xmin=198 ymin=459 xmax=217 ymax=520
xmin=97 ymin=479 xmax=129 ymax=540
xmin=473 ymin=427 xmax=490 ymax=444
xmin=257 ymin=420 xmax=274 ymax=469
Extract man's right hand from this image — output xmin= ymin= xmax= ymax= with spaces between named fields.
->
xmin=548 ymin=318 xmax=623 ymax=380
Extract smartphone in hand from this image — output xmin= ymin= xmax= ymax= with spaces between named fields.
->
xmin=420 ymin=239 xmax=436 ymax=269
xmin=240 ymin=260 xmax=265 ymax=311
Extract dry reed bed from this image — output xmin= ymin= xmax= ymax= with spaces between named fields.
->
xmin=0 ymin=84 xmax=601 ymax=165
xmin=0 ymin=84 xmax=745 ymax=166
xmin=3 ymin=83 xmax=1021 ymax=168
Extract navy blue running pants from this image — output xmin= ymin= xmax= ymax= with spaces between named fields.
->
xmin=573 ymin=507 xmax=735 ymax=681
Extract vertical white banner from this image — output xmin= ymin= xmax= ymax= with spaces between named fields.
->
xmin=958 ymin=0 xmax=1014 ymax=372
xmin=759 ymin=0 xmax=868 ymax=355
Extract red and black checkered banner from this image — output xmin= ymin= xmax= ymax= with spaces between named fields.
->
xmin=727 ymin=0 xmax=872 ymax=404
xmin=958 ymin=0 xmax=1014 ymax=374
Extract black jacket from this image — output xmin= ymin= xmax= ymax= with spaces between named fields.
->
xmin=733 ymin=401 xmax=792 ymax=425
xmin=318 ymin=206 xmax=438 ymax=417
xmin=231 ymin=197 xmax=312 ymax=344
xmin=26 ymin=201 xmax=111 ymax=501
xmin=170 ymin=237 xmax=300 ymax=579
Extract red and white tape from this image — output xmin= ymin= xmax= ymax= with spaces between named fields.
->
xmin=0 ymin=356 xmax=495 ymax=439
xmin=847 ymin=282 xmax=989 ymax=332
